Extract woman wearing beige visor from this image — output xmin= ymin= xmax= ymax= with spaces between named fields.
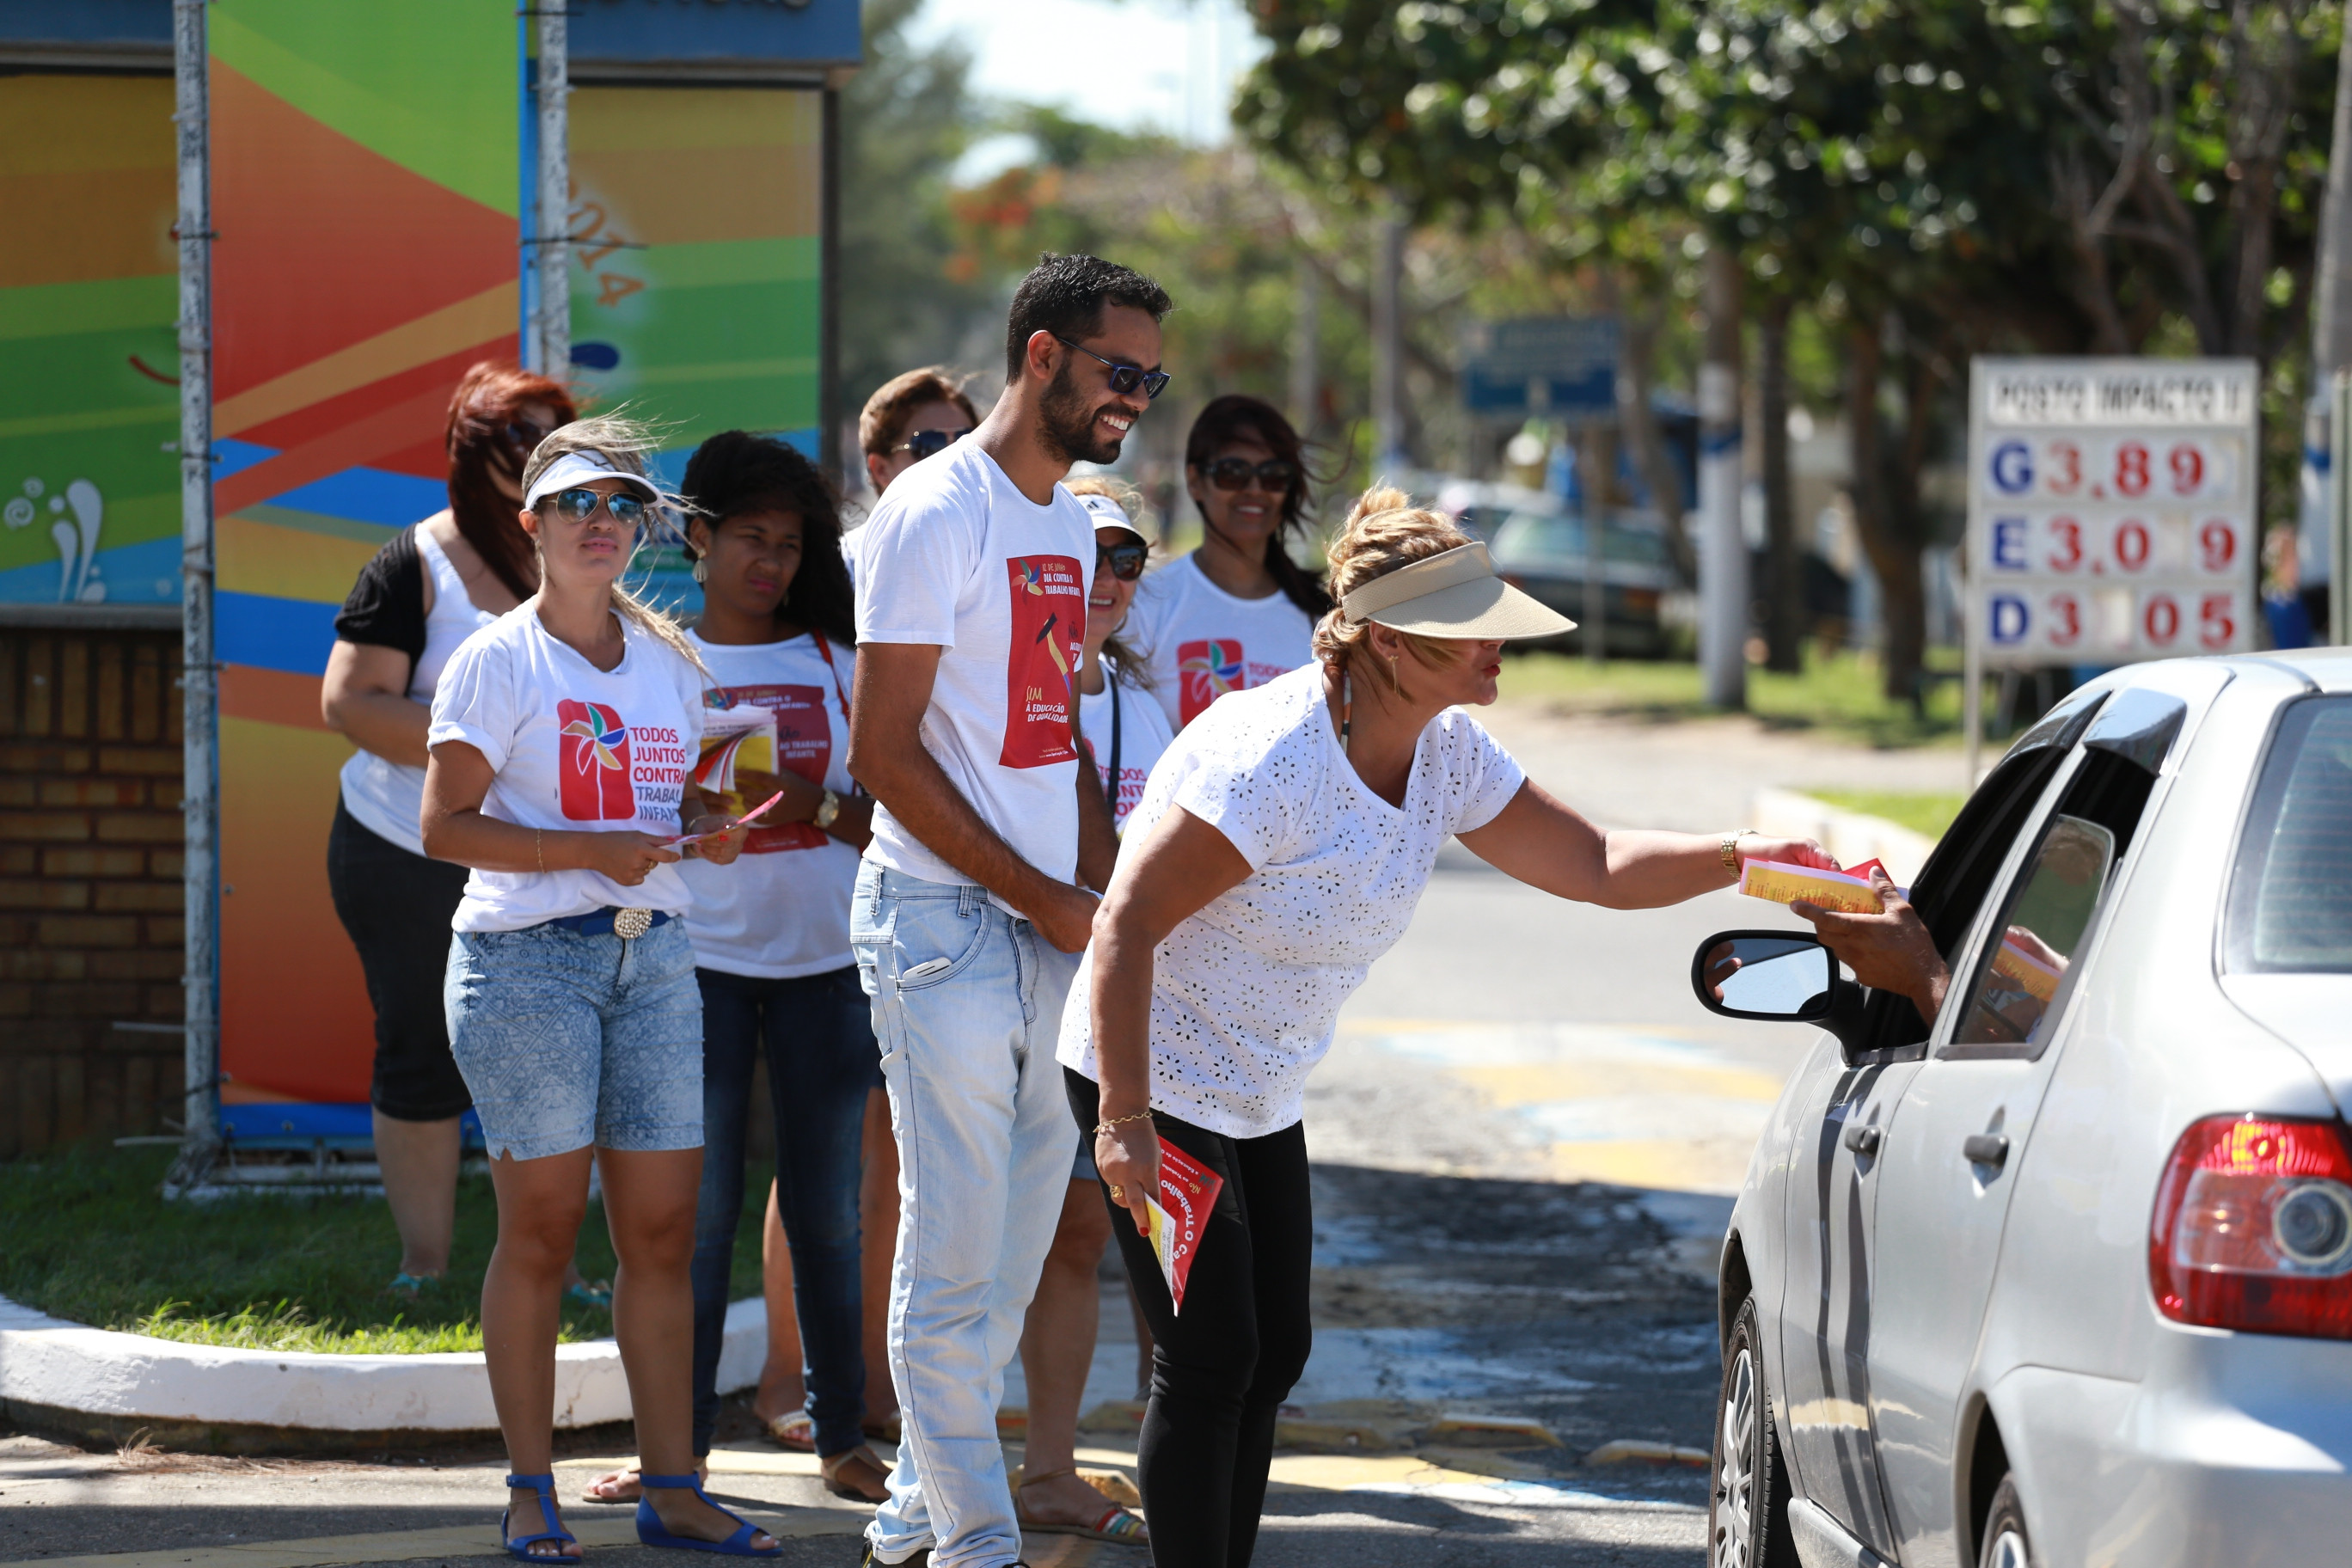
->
xmin=1057 ymin=487 xmax=1834 ymax=1568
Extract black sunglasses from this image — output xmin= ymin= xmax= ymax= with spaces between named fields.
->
xmin=892 ymin=427 xmax=972 ymax=462
xmin=1203 ymin=457 xmax=1295 ymax=493
xmin=542 ymin=487 xmax=648 ymax=527
xmin=1095 ymin=540 xmax=1148 ymax=582
xmin=1054 ymin=335 xmax=1171 ymax=401
xmin=505 ymin=420 xmax=552 ymax=452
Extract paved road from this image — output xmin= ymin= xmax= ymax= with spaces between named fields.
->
xmin=0 ymin=704 xmax=1949 ymax=1568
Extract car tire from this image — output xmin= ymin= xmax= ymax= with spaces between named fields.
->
xmin=1709 ymin=1293 xmax=1799 ymax=1568
xmin=1979 ymin=1475 xmax=2033 ymax=1568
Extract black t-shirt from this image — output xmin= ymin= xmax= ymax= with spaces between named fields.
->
xmin=334 ymin=526 xmax=426 ymax=681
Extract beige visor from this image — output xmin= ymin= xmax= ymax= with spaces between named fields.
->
xmin=1340 ymin=541 xmax=1577 ymax=639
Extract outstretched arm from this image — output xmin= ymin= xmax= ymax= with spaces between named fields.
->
xmin=1455 ymin=779 xmax=1835 ymax=908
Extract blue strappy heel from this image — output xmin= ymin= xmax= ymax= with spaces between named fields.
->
xmin=502 ymin=1473 xmax=579 ymax=1561
xmin=635 ymin=1473 xmax=781 ymax=1557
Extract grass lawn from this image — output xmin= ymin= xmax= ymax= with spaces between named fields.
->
xmin=1497 ymin=646 xmax=1975 ymax=750
xmin=1801 ymin=788 xmax=1968 ymax=841
xmin=0 ymin=1143 xmax=767 ymax=1354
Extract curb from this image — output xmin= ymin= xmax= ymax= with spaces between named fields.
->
xmin=0 ymin=1290 xmax=767 ymax=1451
xmin=1751 ymin=787 xmax=1937 ymax=884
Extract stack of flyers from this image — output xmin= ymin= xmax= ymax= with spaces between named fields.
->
xmin=1143 ymin=1138 xmax=1224 ymax=1314
xmin=666 ymin=790 xmax=785 ymax=847
xmin=1738 ymin=857 xmax=1907 ymax=915
xmin=695 ymin=706 xmax=778 ymax=795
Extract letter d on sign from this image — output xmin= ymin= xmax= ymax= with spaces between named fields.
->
xmin=1989 ymin=595 xmax=2030 ymax=646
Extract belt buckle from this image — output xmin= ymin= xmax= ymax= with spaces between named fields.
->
xmin=613 ymin=908 xmax=653 ymax=940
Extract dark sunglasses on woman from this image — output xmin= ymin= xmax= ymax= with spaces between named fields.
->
xmin=892 ymin=427 xmax=972 ymax=462
xmin=1202 ymin=456 xmax=1296 ymax=493
xmin=1095 ymin=540 xmax=1148 ymax=582
xmin=1053 ymin=335 xmax=1172 ymax=401
xmin=542 ymin=487 xmax=649 ymax=527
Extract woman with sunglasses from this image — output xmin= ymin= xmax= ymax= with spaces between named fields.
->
xmin=322 ymin=360 xmax=572 ymax=1300
xmin=1063 ymin=487 xmax=1834 ymax=1568
xmin=1123 ymin=395 xmax=1331 ymax=732
xmin=1007 ymin=476 xmax=1164 ymax=1547
xmin=423 ymin=417 xmax=775 ymax=1561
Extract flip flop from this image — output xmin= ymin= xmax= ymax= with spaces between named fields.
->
xmin=820 ymin=1445 xmax=891 ymax=1503
xmin=1014 ymin=1467 xmax=1148 ymax=1545
xmin=763 ymin=1411 xmax=815 ymax=1453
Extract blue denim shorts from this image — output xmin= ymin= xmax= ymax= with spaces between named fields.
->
xmin=444 ymin=919 xmax=703 ymax=1162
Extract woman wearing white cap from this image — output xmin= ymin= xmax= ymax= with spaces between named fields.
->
xmin=1058 ymin=487 xmax=1836 ymax=1568
xmin=422 ymin=416 xmax=777 ymax=1560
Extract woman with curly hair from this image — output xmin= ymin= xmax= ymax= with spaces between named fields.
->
xmin=1122 ymin=395 xmax=1331 ymax=732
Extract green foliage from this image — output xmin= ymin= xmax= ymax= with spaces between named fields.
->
xmin=1803 ymin=787 xmax=1967 ymax=838
xmin=0 ymin=1144 xmax=765 ymax=1356
xmin=1498 ymin=643 xmax=1972 ymax=747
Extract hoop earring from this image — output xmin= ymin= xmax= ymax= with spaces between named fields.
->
xmin=690 ymin=559 xmax=707 ymax=585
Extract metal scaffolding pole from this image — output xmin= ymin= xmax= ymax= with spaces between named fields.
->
xmin=168 ymin=0 xmax=220 ymax=1196
xmin=532 ymin=2 xmax=570 ymax=377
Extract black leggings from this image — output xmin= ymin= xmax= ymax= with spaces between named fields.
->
xmin=1064 ymin=1069 xmax=1312 ymax=1568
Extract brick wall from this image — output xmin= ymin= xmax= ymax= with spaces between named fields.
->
xmin=0 ymin=626 xmax=186 ymax=1160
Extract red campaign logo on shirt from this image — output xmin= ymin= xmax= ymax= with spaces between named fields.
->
xmin=707 ymin=684 xmax=830 ymax=854
xmin=557 ymin=699 xmax=636 ymax=821
xmin=1001 ymin=554 xmax=1086 ymax=769
xmin=1177 ymin=638 xmax=1246 ymax=725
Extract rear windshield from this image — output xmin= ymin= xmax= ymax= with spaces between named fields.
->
xmin=2226 ymin=696 xmax=2352 ymax=972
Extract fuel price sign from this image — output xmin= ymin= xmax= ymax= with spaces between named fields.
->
xmin=1967 ymin=358 xmax=2257 ymax=668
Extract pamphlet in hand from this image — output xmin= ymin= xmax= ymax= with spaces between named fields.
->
xmin=1142 ymin=1137 xmax=1223 ymax=1315
xmin=667 ymin=790 xmax=785 ymax=848
xmin=1739 ymin=857 xmax=1908 ymax=915
xmin=695 ymin=706 xmax=778 ymax=795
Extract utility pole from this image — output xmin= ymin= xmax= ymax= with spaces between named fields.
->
xmin=1372 ymin=214 xmax=1406 ymax=474
xmin=531 ymin=2 xmax=570 ymax=377
xmin=2299 ymin=19 xmax=2352 ymax=639
xmin=168 ymin=0 xmax=220 ymax=1197
xmin=1699 ymin=242 xmax=1748 ymax=707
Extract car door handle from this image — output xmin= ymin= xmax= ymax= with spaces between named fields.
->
xmin=1963 ymin=1134 xmax=2010 ymax=1168
xmin=1841 ymin=1122 xmax=1882 ymax=1156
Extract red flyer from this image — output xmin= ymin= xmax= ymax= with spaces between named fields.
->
xmin=1142 ymin=1138 xmax=1224 ymax=1314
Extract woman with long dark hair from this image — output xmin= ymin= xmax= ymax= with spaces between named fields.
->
xmin=1123 ymin=395 xmax=1330 ymax=732
xmin=322 ymin=360 xmax=573 ymax=1296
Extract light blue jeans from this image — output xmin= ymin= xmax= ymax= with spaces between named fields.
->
xmin=851 ymin=863 xmax=1080 ymax=1568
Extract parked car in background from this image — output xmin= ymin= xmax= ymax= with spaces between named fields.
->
xmin=1690 ymin=651 xmax=2352 ymax=1568
xmin=1487 ymin=504 xmax=1677 ymax=657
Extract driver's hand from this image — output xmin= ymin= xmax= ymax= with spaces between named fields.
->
xmin=1792 ymin=868 xmax=1949 ymax=1022
xmin=1703 ymin=940 xmax=1742 ymax=1001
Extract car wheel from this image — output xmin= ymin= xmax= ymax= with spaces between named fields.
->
xmin=1979 ymin=1474 xmax=2033 ymax=1568
xmin=1710 ymin=1293 xmax=1798 ymax=1568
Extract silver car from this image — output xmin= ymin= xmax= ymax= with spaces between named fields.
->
xmin=1688 ymin=650 xmax=2352 ymax=1568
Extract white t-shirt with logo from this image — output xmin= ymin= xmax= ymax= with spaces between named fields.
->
xmin=1057 ymin=663 xmax=1525 ymax=1139
xmin=1079 ymin=657 xmax=1174 ymax=836
xmin=678 ymin=629 xmax=861 ymax=979
xmin=427 ymin=605 xmax=707 ymax=934
xmin=1123 ymin=554 xmax=1319 ymax=732
xmin=854 ymin=440 xmax=1093 ymax=900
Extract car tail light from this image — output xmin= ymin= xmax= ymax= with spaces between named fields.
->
xmin=2150 ymin=1114 xmax=2352 ymax=1338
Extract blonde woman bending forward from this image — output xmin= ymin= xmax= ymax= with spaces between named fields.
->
xmin=1058 ymin=488 xmax=1838 ymax=1568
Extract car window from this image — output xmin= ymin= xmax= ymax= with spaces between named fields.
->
xmin=1491 ymin=512 xmax=1584 ymax=564
xmin=1601 ymin=520 xmax=1671 ymax=567
xmin=2226 ymin=696 xmax=2352 ymax=973
xmin=1950 ymin=816 xmax=2116 ymax=1048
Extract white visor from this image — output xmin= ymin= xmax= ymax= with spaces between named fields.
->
xmin=524 ymin=450 xmax=662 ymax=512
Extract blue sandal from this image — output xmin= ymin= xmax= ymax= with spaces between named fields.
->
xmin=635 ymin=1473 xmax=781 ymax=1557
xmin=502 ymin=1473 xmax=579 ymax=1561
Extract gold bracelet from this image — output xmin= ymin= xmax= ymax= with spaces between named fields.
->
xmin=536 ymin=827 xmax=545 ymax=874
xmin=1095 ymin=1109 xmax=1154 ymax=1135
xmin=1720 ymin=828 xmax=1755 ymax=875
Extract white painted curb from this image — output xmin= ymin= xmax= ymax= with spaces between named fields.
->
xmin=1751 ymin=787 xmax=1938 ymax=884
xmin=0 ymin=1291 xmax=767 ymax=1433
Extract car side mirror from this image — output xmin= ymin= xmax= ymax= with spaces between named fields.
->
xmin=1691 ymin=929 xmax=1871 ymax=1060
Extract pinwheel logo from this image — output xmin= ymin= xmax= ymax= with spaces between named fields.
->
xmin=1178 ymin=639 xmax=1245 ymax=723
xmin=557 ymin=699 xmax=636 ymax=820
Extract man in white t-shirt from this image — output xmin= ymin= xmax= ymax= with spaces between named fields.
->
xmin=846 ymin=253 xmax=1172 ymax=1568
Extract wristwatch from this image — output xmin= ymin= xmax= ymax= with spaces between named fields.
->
xmin=813 ymin=787 xmax=842 ymax=831
xmin=1721 ymin=828 xmax=1755 ymax=875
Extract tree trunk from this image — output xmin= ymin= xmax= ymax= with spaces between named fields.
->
xmin=1596 ymin=266 xmax=1699 ymax=583
xmin=1759 ymin=297 xmax=1804 ymax=672
xmin=1846 ymin=321 xmax=1926 ymax=702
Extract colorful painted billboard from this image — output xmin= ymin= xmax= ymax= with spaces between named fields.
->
xmin=568 ymin=83 xmax=823 ymax=609
xmin=0 ymin=73 xmax=181 ymax=608
xmin=211 ymin=0 xmax=518 ymax=1130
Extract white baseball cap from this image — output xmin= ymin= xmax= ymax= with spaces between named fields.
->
xmin=1075 ymin=489 xmax=1158 ymax=548
xmin=524 ymin=449 xmax=662 ymax=512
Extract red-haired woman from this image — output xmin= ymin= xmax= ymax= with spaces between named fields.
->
xmin=322 ymin=360 xmax=573 ymax=1296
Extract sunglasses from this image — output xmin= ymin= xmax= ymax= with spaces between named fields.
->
xmin=542 ymin=487 xmax=648 ymax=527
xmin=1202 ymin=457 xmax=1295 ymax=493
xmin=1095 ymin=541 xmax=1148 ymax=582
xmin=892 ymin=427 xmax=972 ymax=462
xmin=1054 ymin=335 xmax=1171 ymax=401
xmin=505 ymin=420 xmax=551 ymax=452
